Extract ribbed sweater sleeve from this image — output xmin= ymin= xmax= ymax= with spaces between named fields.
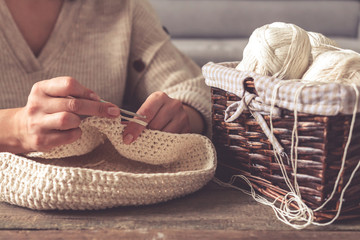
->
xmin=125 ymin=0 xmax=211 ymax=132
xmin=0 ymin=0 xmax=211 ymax=133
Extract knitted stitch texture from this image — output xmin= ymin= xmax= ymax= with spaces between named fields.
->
xmin=0 ymin=117 xmax=216 ymax=210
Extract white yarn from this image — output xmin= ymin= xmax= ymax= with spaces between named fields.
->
xmin=0 ymin=116 xmax=217 ymax=210
xmin=28 ymin=117 xmax=207 ymax=166
xmin=269 ymin=81 xmax=359 ymax=228
xmin=215 ymin=81 xmax=359 ymax=229
xmin=221 ymin=22 xmax=360 ymax=228
xmin=236 ymin=22 xmax=311 ymax=80
xmin=313 ymin=83 xmax=360 ymax=226
xmin=302 ymin=49 xmax=360 ymax=85
xmin=307 ymin=31 xmax=338 ymax=63
xmin=308 ymin=31 xmax=338 ymax=48
xmin=213 ymin=175 xmax=314 ymax=230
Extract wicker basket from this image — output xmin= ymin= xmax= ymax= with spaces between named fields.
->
xmin=207 ymin=63 xmax=360 ymax=222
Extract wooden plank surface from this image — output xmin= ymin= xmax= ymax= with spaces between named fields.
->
xmin=0 ymin=229 xmax=360 ymax=240
xmin=1 ymin=182 xmax=360 ymax=239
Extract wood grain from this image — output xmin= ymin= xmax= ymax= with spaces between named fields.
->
xmin=1 ymin=229 xmax=360 ymax=240
xmin=1 ymin=182 xmax=360 ymax=239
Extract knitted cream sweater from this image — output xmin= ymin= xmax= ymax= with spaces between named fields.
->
xmin=0 ymin=0 xmax=211 ymax=124
xmin=0 ymin=0 xmax=215 ymax=210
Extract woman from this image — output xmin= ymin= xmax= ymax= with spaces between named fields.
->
xmin=0 ymin=0 xmax=210 ymax=153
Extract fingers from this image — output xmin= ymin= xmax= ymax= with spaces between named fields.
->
xmin=23 ymin=112 xmax=82 ymax=151
xmin=20 ymin=76 xmax=121 ymax=152
xmin=122 ymin=92 xmax=190 ymax=145
xmin=30 ymin=128 xmax=82 ymax=152
xmin=35 ymin=77 xmax=100 ymax=100
xmin=122 ymin=92 xmax=165 ymax=144
xmin=28 ymin=77 xmax=121 ymax=118
xmin=40 ymin=112 xmax=81 ymax=130
xmin=161 ymin=114 xmax=190 ymax=133
xmin=43 ymin=97 xmax=120 ymax=118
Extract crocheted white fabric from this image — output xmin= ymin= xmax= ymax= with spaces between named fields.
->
xmin=0 ymin=117 xmax=216 ymax=210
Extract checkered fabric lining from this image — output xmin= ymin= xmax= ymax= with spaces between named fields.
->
xmin=203 ymin=62 xmax=360 ymax=115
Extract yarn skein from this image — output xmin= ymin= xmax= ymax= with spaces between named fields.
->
xmin=307 ymin=31 xmax=338 ymax=64
xmin=229 ymin=22 xmax=360 ymax=229
xmin=236 ymin=22 xmax=311 ymax=80
xmin=302 ymin=49 xmax=360 ymax=85
xmin=308 ymin=31 xmax=338 ymax=48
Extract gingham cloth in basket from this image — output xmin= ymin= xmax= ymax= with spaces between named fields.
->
xmin=203 ymin=62 xmax=360 ymax=115
xmin=203 ymin=61 xmax=360 ymax=229
xmin=0 ymin=116 xmax=216 ymax=210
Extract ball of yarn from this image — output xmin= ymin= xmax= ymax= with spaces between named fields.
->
xmin=308 ymin=31 xmax=338 ymax=48
xmin=302 ymin=49 xmax=360 ymax=85
xmin=236 ymin=22 xmax=311 ymax=80
xmin=307 ymin=31 xmax=338 ymax=63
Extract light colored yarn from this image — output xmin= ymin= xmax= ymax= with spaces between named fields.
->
xmin=275 ymin=82 xmax=360 ymax=228
xmin=262 ymin=80 xmax=359 ymax=228
xmin=204 ymin=60 xmax=360 ymax=228
xmin=302 ymin=49 xmax=360 ymax=85
xmin=308 ymin=31 xmax=338 ymax=48
xmin=307 ymin=31 xmax=338 ymax=62
xmin=236 ymin=22 xmax=311 ymax=80
xmin=0 ymin=116 xmax=216 ymax=210
xmin=28 ymin=117 xmax=203 ymax=166
xmin=215 ymin=81 xmax=360 ymax=229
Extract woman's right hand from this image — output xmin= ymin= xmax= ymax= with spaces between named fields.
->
xmin=14 ymin=76 xmax=120 ymax=153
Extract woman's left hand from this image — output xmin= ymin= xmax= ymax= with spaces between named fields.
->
xmin=122 ymin=91 xmax=197 ymax=144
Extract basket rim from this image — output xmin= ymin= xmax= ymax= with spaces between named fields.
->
xmin=203 ymin=61 xmax=360 ymax=116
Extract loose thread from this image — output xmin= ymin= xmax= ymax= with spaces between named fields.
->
xmin=228 ymin=23 xmax=360 ymax=228
xmin=268 ymin=80 xmax=313 ymax=228
xmin=213 ymin=176 xmax=313 ymax=229
xmin=313 ymin=83 xmax=359 ymax=226
xmin=269 ymin=80 xmax=360 ymax=227
xmin=83 ymin=159 xmax=107 ymax=168
xmin=218 ymin=80 xmax=360 ymax=229
xmin=270 ymin=81 xmax=298 ymax=194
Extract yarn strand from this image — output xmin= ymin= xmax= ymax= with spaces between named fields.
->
xmin=216 ymin=80 xmax=359 ymax=229
xmin=225 ymin=22 xmax=360 ymax=228
xmin=313 ymin=83 xmax=359 ymax=226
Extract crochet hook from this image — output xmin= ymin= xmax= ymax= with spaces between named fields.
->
xmin=100 ymin=99 xmax=148 ymax=126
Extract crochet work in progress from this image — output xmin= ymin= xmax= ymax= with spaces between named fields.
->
xmin=0 ymin=117 xmax=216 ymax=210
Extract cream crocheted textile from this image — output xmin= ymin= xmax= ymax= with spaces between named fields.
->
xmin=0 ymin=117 xmax=216 ymax=210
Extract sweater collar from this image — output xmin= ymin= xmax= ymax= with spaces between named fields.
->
xmin=0 ymin=0 xmax=82 ymax=73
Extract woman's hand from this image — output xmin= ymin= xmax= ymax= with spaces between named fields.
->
xmin=122 ymin=91 xmax=204 ymax=144
xmin=14 ymin=77 xmax=120 ymax=153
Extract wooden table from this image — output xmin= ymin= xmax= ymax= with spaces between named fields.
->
xmin=1 ymin=182 xmax=360 ymax=240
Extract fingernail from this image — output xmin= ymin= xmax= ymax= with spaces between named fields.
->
xmin=90 ymin=93 xmax=100 ymax=101
xmin=123 ymin=134 xmax=134 ymax=144
xmin=107 ymin=107 xmax=120 ymax=116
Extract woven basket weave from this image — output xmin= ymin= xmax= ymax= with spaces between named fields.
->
xmin=207 ymin=65 xmax=360 ymax=222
